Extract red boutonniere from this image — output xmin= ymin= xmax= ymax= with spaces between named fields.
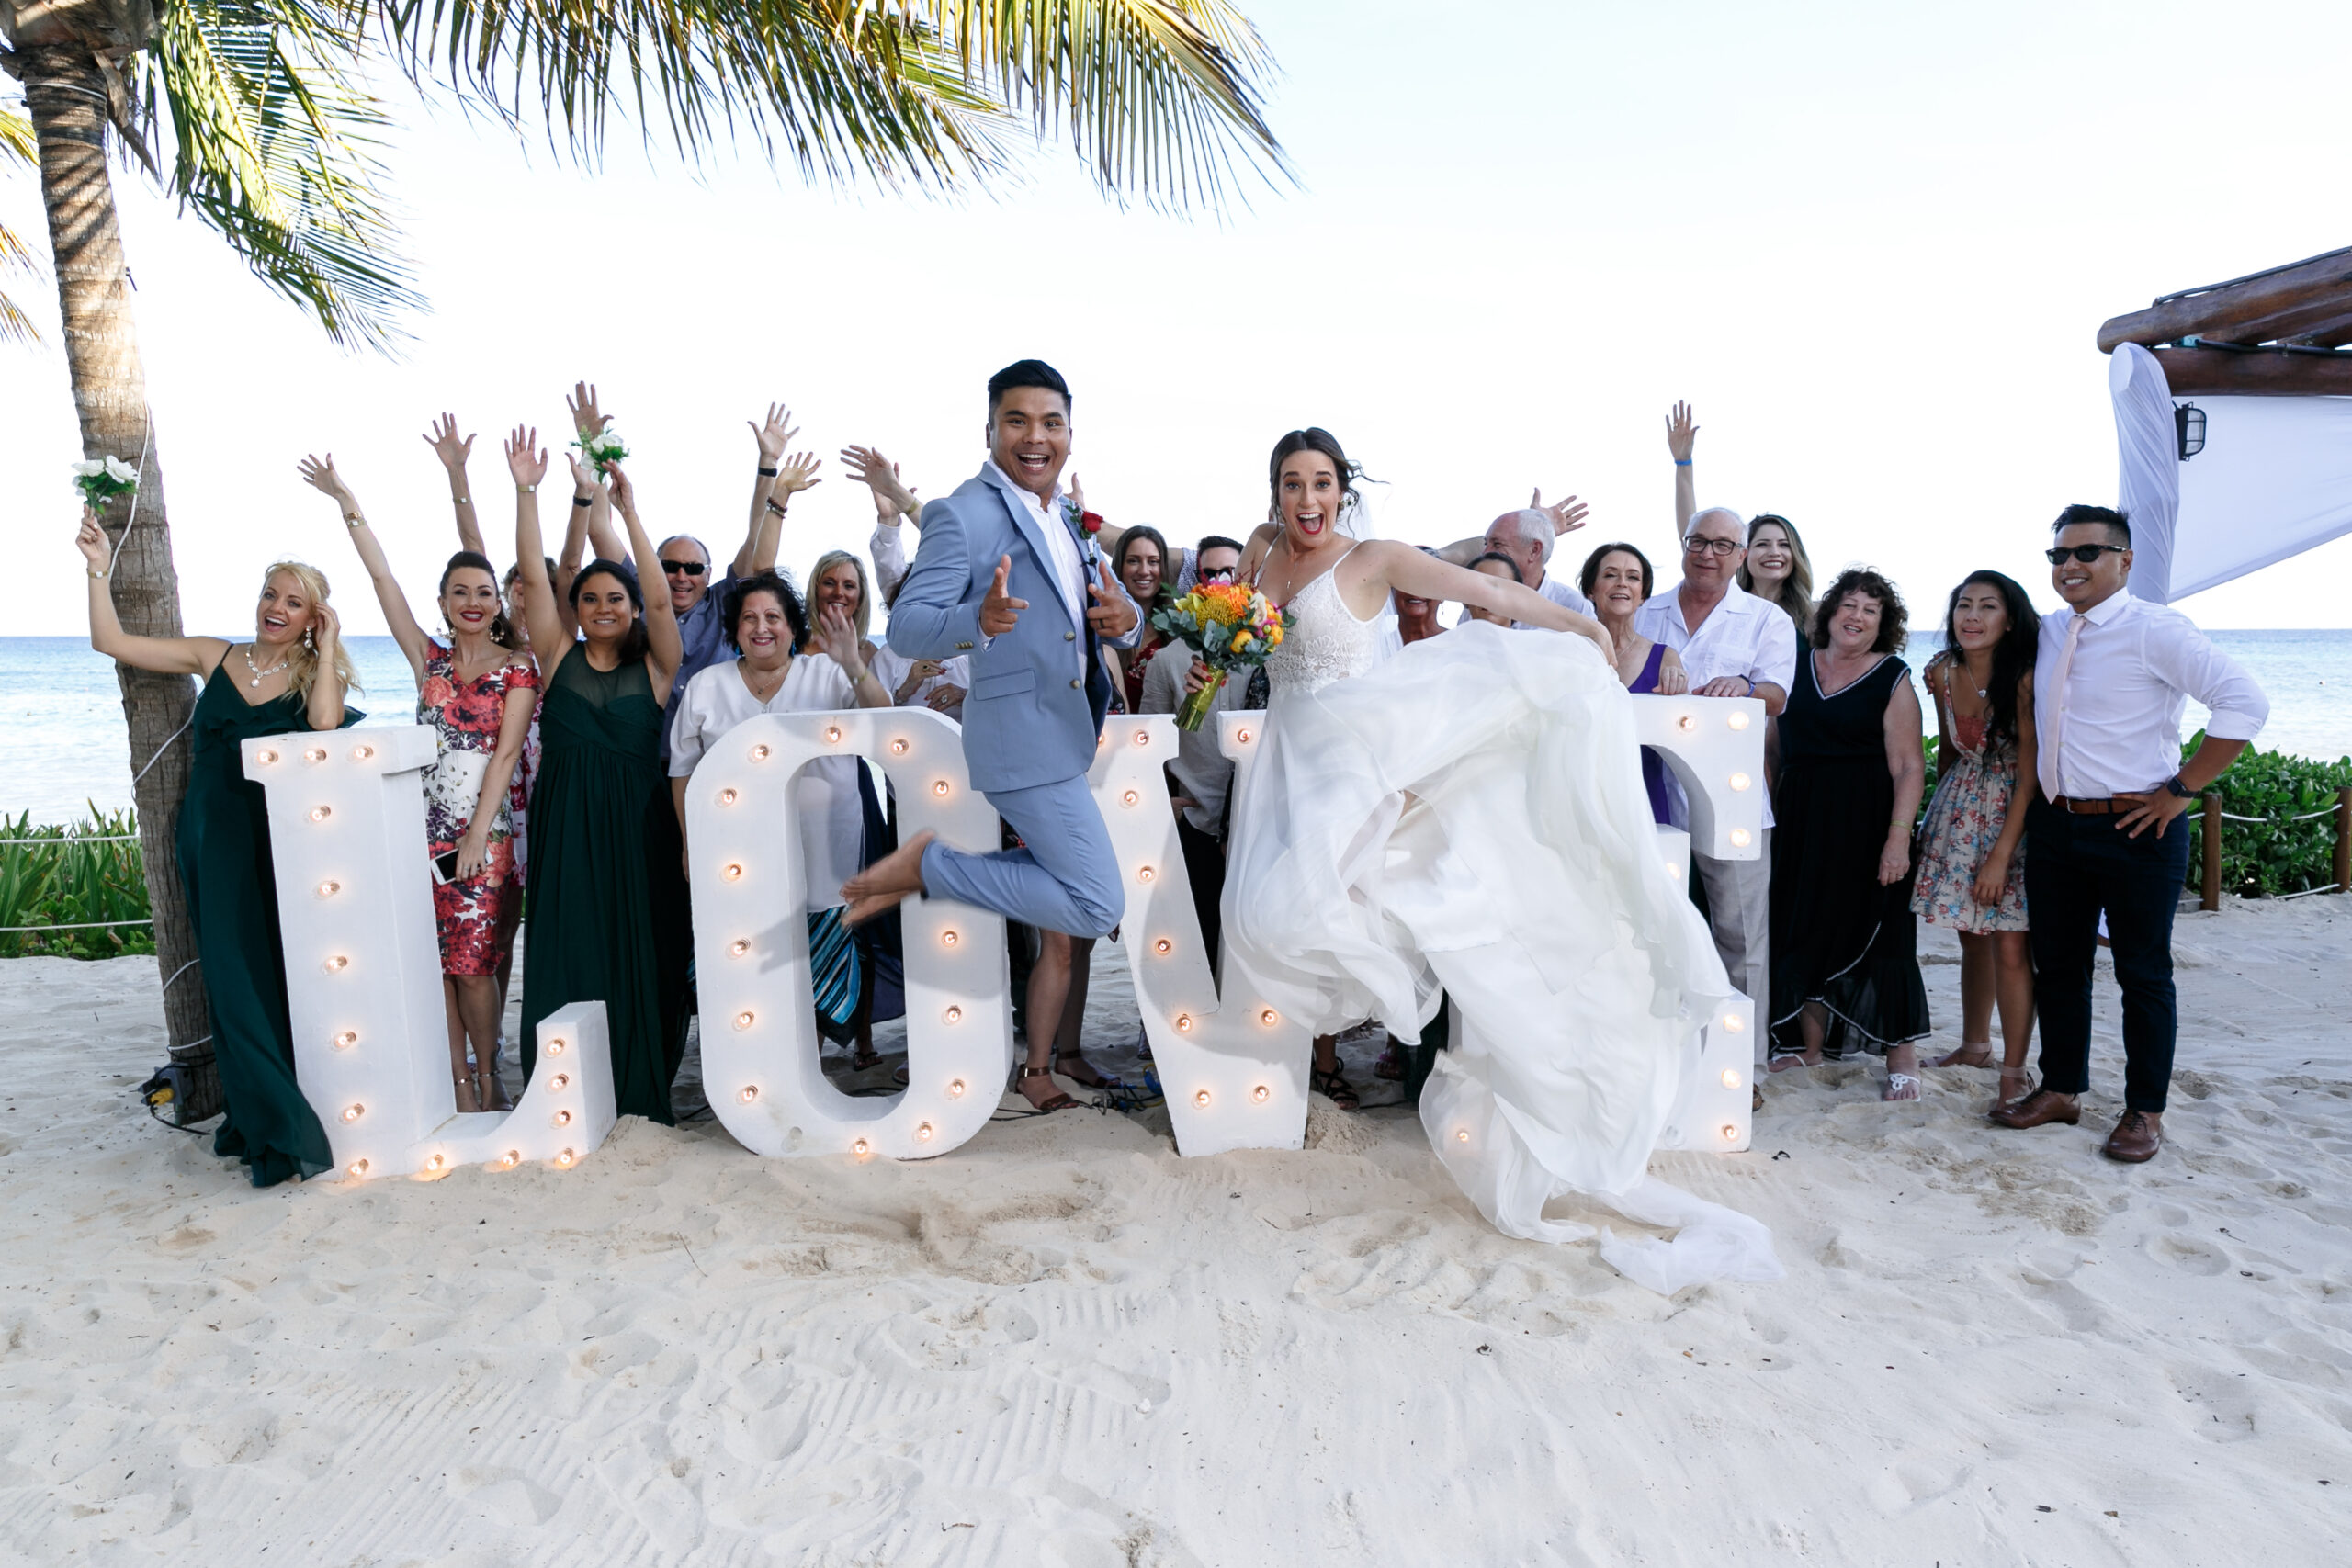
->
xmin=1062 ymin=497 xmax=1105 ymax=537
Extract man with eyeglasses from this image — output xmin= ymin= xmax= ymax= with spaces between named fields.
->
xmin=1632 ymin=505 xmax=1795 ymax=1029
xmin=1992 ymin=504 xmax=2267 ymax=1164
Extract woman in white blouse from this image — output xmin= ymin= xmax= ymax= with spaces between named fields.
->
xmin=670 ymin=570 xmax=892 ymax=1057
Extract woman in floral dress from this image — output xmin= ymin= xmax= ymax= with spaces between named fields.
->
xmin=305 ymin=456 xmax=539 ymax=1111
xmin=1912 ymin=570 xmax=2040 ymax=1109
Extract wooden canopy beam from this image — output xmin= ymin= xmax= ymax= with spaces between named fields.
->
xmin=2154 ymin=346 xmax=2352 ymax=397
xmin=2098 ymin=246 xmax=2352 ymax=352
xmin=2280 ymin=309 xmax=2352 ymax=349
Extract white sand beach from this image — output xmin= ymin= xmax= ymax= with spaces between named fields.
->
xmin=3 ymin=900 xmax=2347 ymax=1565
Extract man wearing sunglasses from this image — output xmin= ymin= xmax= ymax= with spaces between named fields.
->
xmin=1631 ymin=505 xmax=1795 ymax=1033
xmin=1993 ymin=505 xmax=2267 ymax=1164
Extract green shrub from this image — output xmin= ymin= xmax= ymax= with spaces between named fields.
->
xmin=0 ymin=807 xmax=156 ymax=959
xmin=2181 ymin=736 xmax=2352 ymax=898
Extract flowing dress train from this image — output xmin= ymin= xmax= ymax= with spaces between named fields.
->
xmin=1224 ymin=565 xmax=1781 ymax=1292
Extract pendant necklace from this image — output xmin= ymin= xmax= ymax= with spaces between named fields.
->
xmin=243 ymin=645 xmax=291 ymax=688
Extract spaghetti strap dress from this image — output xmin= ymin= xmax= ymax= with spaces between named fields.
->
xmin=1766 ymin=652 xmax=1930 ymax=1056
xmin=519 ymin=649 xmax=691 ymax=1122
xmin=175 ymin=659 xmax=354 ymax=1186
xmin=1910 ymin=670 xmax=2029 ymax=932
xmin=1625 ymin=640 xmax=1673 ymax=824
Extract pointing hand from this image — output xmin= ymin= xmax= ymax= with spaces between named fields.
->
xmin=1086 ymin=557 xmax=1136 ymax=638
xmin=980 ymin=555 xmax=1027 ymax=637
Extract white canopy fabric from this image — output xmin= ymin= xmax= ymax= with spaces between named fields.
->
xmin=2109 ymin=343 xmax=2352 ymax=604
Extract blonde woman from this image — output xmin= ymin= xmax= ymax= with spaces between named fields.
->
xmin=1739 ymin=513 xmax=1815 ymax=628
xmin=76 ymin=513 xmax=358 ymax=1187
xmin=807 ymin=548 xmax=880 ymax=666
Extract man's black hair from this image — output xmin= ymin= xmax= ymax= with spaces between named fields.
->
xmin=1196 ymin=534 xmax=1245 ymax=558
xmin=987 ymin=359 xmax=1071 ymax=416
xmin=2052 ymin=503 xmax=2130 ymax=547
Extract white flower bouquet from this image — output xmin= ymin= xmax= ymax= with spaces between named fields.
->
xmin=71 ymin=456 xmax=140 ymax=509
xmin=573 ymin=423 xmax=629 ymax=477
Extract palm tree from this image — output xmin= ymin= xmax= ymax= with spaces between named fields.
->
xmin=1 ymin=0 xmax=1283 ymax=1120
xmin=0 ymin=101 xmax=38 ymax=342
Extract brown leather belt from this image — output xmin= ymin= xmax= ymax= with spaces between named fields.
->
xmin=2051 ymin=794 xmax=2128 ymax=815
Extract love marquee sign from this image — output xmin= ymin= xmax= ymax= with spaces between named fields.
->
xmin=243 ymin=698 xmax=1764 ymax=1181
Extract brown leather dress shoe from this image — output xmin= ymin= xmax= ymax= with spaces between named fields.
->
xmin=2102 ymin=1110 xmax=2164 ymax=1163
xmin=1989 ymin=1088 xmax=2081 ymax=1129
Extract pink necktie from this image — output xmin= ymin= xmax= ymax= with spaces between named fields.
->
xmin=2041 ymin=614 xmax=2084 ymax=801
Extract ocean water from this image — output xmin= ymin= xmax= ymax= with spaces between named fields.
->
xmin=5 ymin=631 xmax=2349 ymax=825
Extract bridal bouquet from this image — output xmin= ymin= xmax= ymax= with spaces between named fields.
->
xmin=1150 ymin=581 xmax=1291 ymax=731
xmin=573 ymin=423 xmax=628 ymax=478
xmin=71 ymin=457 xmax=140 ymax=509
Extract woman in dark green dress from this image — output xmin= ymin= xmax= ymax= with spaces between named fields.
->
xmin=504 ymin=428 xmax=687 ymax=1122
xmin=76 ymin=513 xmax=359 ymax=1186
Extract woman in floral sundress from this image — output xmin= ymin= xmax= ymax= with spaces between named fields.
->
xmin=1912 ymin=570 xmax=2040 ymax=1110
xmin=304 ymin=455 xmax=539 ymax=1112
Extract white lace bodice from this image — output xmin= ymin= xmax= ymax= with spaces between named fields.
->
xmin=1266 ymin=558 xmax=1382 ymax=703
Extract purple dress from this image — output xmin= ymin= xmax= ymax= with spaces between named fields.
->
xmin=1629 ymin=641 xmax=1672 ymax=824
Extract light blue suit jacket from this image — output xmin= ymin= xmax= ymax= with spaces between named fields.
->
xmin=886 ymin=466 xmax=1142 ymax=795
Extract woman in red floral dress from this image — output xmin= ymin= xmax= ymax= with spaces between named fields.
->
xmin=304 ymin=456 xmax=539 ymax=1111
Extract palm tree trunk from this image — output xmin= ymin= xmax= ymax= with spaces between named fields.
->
xmin=19 ymin=42 xmax=217 ymax=1122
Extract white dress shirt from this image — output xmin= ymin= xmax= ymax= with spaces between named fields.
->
xmin=1523 ymin=568 xmax=1594 ymax=622
xmin=669 ymin=657 xmax=864 ymax=911
xmin=1635 ymin=579 xmax=1800 ymax=831
xmin=870 ymin=644 xmax=970 ymax=710
xmin=2033 ymin=589 xmax=2267 ymax=801
xmin=870 ymin=518 xmax=910 ymax=602
xmin=984 ymin=460 xmax=1088 ymax=626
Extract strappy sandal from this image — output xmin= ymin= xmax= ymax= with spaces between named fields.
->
xmin=1310 ymin=1067 xmax=1360 ymax=1111
xmin=1883 ymin=1072 xmax=1923 ymax=1102
xmin=1374 ymin=1044 xmax=1403 ymax=1081
xmin=1930 ymin=1043 xmax=1996 ymax=1068
xmin=851 ymin=1042 xmax=880 ymax=1072
xmin=1016 ymin=1066 xmax=1078 ymax=1112
xmin=1767 ymin=1052 xmax=1814 ymax=1075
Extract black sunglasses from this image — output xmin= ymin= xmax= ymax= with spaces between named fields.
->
xmin=2044 ymin=544 xmax=2126 ymax=565
xmin=1198 ymin=566 xmax=1237 ymax=582
xmin=660 ymin=558 xmax=708 ymax=577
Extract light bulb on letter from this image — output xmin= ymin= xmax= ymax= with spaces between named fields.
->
xmin=350 ymin=743 xmax=374 ymax=761
xmin=940 ymin=930 xmax=958 ymax=948
xmin=1194 ymin=1089 xmax=1211 ymax=1107
xmin=549 ymin=1074 xmax=570 ymax=1091
xmin=948 ymin=1079 xmax=967 ymax=1099
xmin=1133 ymin=729 xmax=1149 ymax=747
xmin=733 ymin=1010 xmax=755 ymax=1031
xmin=1122 ymin=790 xmax=1139 ymax=807
xmin=1728 ymin=711 xmax=1750 ymax=730
xmin=1729 ymin=829 xmax=1753 ymax=849
xmin=1729 ymin=773 xmax=1752 ymax=792
xmin=917 ymin=1122 xmax=934 ymax=1142
xmin=750 ymin=744 xmax=771 ymax=761
xmin=933 ymin=779 xmax=950 ymax=795
xmin=890 ymin=739 xmax=908 ymax=755
xmin=1136 ymin=865 xmax=1155 ymax=883
xmin=1237 ymin=728 xmax=1252 ymax=744
xmin=722 ymin=863 xmax=743 ymax=881
xmin=345 ymin=1159 xmax=368 ymax=1178
xmin=1677 ymin=715 xmax=1695 ymax=732
xmin=1252 ymin=1085 xmax=1270 ymax=1103
xmin=1723 ymin=1014 xmax=1745 ymax=1033
xmin=322 ymin=954 xmax=348 ymax=973
xmin=332 ymin=1030 xmax=357 ymax=1050
xmin=943 ymin=1006 xmax=963 ymax=1024
xmin=552 ymin=1110 xmax=572 ymax=1128
xmin=1175 ymin=1014 xmax=1193 ymax=1033
xmin=719 ymin=787 xmax=738 ymax=806
xmin=852 ymin=1138 xmax=870 ymax=1157
xmin=256 ymin=749 xmax=278 ymax=765
xmin=309 ymin=806 xmax=332 ymax=822
xmin=546 ymin=1037 xmax=567 ymax=1056
xmin=729 ymin=939 xmax=750 ymax=957
xmin=739 ymin=1086 xmax=759 ymax=1104
xmin=824 ymin=725 xmax=842 ymax=743
xmin=1455 ymin=1128 xmax=1470 ymax=1143
xmin=1720 ymin=1123 xmax=1738 ymax=1143
xmin=1721 ymin=1068 xmax=1743 ymax=1089
xmin=1154 ymin=938 xmax=1171 ymax=955
xmin=303 ymin=747 xmax=327 ymax=763
xmin=557 ymin=1148 xmax=575 ymax=1167
xmin=503 ymin=1149 xmax=521 ymax=1168
xmin=315 ymin=879 xmax=339 ymax=898
xmin=1260 ymin=1009 xmax=1279 ymax=1027
xmin=341 ymin=1103 xmax=363 ymax=1122
xmin=427 ymin=1153 xmax=446 ymax=1171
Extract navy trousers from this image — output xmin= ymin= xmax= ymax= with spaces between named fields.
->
xmin=2023 ymin=798 xmax=2193 ymax=1112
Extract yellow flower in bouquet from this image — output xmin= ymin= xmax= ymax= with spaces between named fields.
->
xmin=1150 ymin=580 xmax=1296 ymax=730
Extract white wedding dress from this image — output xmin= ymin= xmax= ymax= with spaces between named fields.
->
xmin=1224 ymin=558 xmax=1783 ymax=1293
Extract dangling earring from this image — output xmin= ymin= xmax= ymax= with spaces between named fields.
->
xmin=304 ymin=628 xmax=315 ymax=649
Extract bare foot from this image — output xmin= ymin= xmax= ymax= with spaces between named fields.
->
xmin=1766 ymin=1052 xmax=1822 ymax=1074
xmin=842 ymin=829 xmax=934 ymax=927
xmin=1931 ymin=1043 xmax=1996 ymax=1068
xmin=453 ymin=1078 xmax=481 ymax=1114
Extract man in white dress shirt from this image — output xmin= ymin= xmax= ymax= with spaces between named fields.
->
xmin=1633 ymin=505 xmax=1798 ymax=1024
xmin=1993 ymin=505 xmax=2267 ymax=1163
xmin=1434 ymin=496 xmax=1594 ymax=618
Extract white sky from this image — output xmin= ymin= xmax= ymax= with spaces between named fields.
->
xmin=6 ymin=0 xmax=2352 ymax=637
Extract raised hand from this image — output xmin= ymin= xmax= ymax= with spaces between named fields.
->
xmin=422 ymin=413 xmax=474 ymax=471
xmin=750 ymin=403 xmax=798 ymax=466
xmin=311 ymin=598 xmax=342 ymax=654
xmin=980 ymin=555 xmax=1027 ymax=637
xmin=775 ymin=451 xmax=823 ymax=496
xmin=296 ymin=453 xmax=355 ymax=506
xmin=1068 ymin=471 xmax=1088 ymax=516
xmin=816 ymin=604 xmax=865 ymax=675
xmin=605 ymin=461 xmax=637 ymax=516
xmin=74 ymin=508 xmax=110 ymax=573
xmin=1085 ymin=557 xmax=1136 ymax=638
xmin=563 ymin=449 xmax=601 ymax=493
xmin=841 ymin=445 xmax=919 ymax=516
xmin=1531 ymin=487 xmax=1589 ymax=536
xmin=504 ymin=425 xmax=548 ymax=489
xmin=1666 ymin=400 xmax=1698 ymax=463
xmin=566 ymin=381 xmax=609 ymax=442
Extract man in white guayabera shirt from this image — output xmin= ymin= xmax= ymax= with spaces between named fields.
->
xmin=1992 ymin=504 xmax=2267 ymax=1165
xmin=1634 ymin=505 xmax=1797 ymax=1030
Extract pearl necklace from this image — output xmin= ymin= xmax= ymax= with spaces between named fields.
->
xmin=243 ymin=645 xmax=291 ymax=688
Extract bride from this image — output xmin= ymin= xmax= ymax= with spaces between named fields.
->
xmin=1220 ymin=428 xmax=1782 ymax=1293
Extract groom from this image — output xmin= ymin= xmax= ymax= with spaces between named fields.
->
xmin=842 ymin=360 xmax=1141 ymax=933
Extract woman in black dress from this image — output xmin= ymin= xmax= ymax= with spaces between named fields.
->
xmin=1766 ymin=568 xmax=1931 ymax=1100
xmin=76 ymin=511 xmax=358 ymax=1184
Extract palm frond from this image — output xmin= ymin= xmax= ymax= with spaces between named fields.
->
xmin=931 ymin=1 xmax=1289 ymax=210
xmin=0 ymin=104 xmax=41 ymax=345
xmin=144 ymin=0 xmax=424 ymax=353
xmin=369 ymin=0 xmax=1284 ymax=210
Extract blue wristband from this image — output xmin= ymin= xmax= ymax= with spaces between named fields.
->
xmin=1674 ymin=459 xmax=1692 ymax=467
